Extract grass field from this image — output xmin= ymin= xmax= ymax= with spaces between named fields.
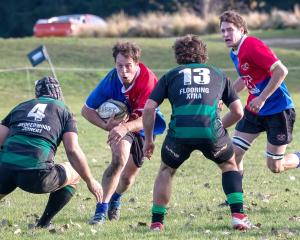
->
xmin=0 ymin=29 xmax=300 ymax=239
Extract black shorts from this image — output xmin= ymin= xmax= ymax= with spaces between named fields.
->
xmin=161 ymin=134 xmax=234 ymax=169
xmin=235 ymin=108 xmax=296 ymax=145
xmin=127 ymin=132 xmax=145 ymax=168
xmin=0 ymin=164 xmax=67 ymax=195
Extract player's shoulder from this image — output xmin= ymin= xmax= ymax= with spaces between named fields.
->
xmin=244 ymin=35 xmax=265 ymax=46
xmin=138 ymin=62 xmax=157 ymax=79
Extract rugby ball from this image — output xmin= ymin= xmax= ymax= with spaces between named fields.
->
xmin=97 ymin=99 xmax=129 ymax=121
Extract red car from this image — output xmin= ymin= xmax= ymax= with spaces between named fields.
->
xmin=33 ymin=14 xmax=106 ymax=37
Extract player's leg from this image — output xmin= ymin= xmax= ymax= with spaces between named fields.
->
xmin=108 ymin=132 xmax=144 ymax=221
xmin=233 ymin=131 xmax=259 ymax=172
xmin=0 ymin=167 xmax=17 ymax=200
xmin=219 ymin=130 xmax=258 ymax=207
xmin=233 ymin=109 xmax=264 ymax=173
xmin=266 ymin=143 xmax=299 ymax=173
xmin=90 ymin=136 xmax=132 ymax=225
xmin=108 ymin=155 xmax=140 ymax=221
xmin=265 ymin=108 xmax=298 ymax=173
xmin=218 ymin=156 xmax=253 ymax=230
xmin=151 ymin=162 xmax=176 ymax=231
xmin=35 ymin=163 xmax=80 ymax=228
xmin=150 ymin=137 xmax=190 ymax=231
xmin=207 ymin=135 xmax=253 ymax=230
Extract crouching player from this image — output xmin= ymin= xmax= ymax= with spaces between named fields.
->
xmin=0 ymin=77 xmax=102 ymax=227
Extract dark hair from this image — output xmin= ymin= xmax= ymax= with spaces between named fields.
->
xmin=35 ymin=76 xmax=63 ymax=101
xmin=173 ymin=34 xmax=208 ymax=64
xmin=112 ymin=42 xmax=141 ymax=63
xmin=219 ymin=10 xmax=248 ymax=34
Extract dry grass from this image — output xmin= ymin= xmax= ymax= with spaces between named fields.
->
xmin=75 ymin=9 xmax=300 ymax=38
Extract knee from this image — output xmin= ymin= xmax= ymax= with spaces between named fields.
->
xmin=266 ymin=152 xmax=284 ymax=173
xmin=60 ymin=162 xmax=81 ymax=186
xmin=219 ymin=156 xmax=238 ymax=172
xmin=160 ymin=164 xmax=176 ymax=177
xmin=110 ymin=160 xmax=126 ymax=173
xmin=233 ymin=147 xmax=245 ymax=161
xmin=120 ymin=174 xmax=134 ymax=186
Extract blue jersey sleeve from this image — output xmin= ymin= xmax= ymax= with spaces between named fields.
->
xmin=85 ymin=69 xmax=125 ymax=109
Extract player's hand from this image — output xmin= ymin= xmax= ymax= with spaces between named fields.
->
xmin=218 ymin=100 xmax=224 ymax=111
xmin=248 ymin=96 xmax=265 ymax=113
xmin=86 ymin=178 xmax=103 ymax=202
xmin=143 ymin=140 xmax=155 ymax=159
xmin=107 ymin=122 xmax=128 ymax=145
xmin=105 ymin=114 xmax=123 ymax=131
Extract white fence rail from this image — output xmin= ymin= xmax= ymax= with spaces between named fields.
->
xmin=1 ymin=66 xmax=300 ymax=74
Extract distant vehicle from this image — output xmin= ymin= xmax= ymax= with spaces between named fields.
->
xmin=33 ymin=14 xmax=106 ymax=37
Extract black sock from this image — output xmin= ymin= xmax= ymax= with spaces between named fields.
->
xmin=152 ymin=213 xmax=165 ymax=224
xmin=222 ymin=171 xmax=244 ymax=214
xmin=151 ymin=204 xmax=167 ymax=224
xmin=37 ymin=186 xmax=75 ymax=227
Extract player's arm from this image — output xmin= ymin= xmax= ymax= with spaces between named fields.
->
xmin=259 ymin=61 xmax=288 ymax=101
xmin=142 ymin=99 xmax=158 ymax=159
xmin=81 ymin=105 xmax=107 ymax=129
xmin=248 ymin=61 xmax=288 ymax=113
xmin=0 ymin=124 xmax=9 ymax=148
xmin=81 ymin=105 xmax=120 ymax=131
xmin=233 ymin=77 xmax=246 ymax=93
xmin=62 ymin=131 xmax=103 ymax=202
xmin=221 ymin=99 xmax=244 ymax=128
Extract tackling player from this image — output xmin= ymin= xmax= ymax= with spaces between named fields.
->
xmin=0 ymin=77 xmax=102 ymax=228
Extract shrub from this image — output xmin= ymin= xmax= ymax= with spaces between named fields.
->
xmin=71 ymin=9 xmax=300 ymax=38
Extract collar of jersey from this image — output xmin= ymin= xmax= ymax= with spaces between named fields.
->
xmin=232 ymin=34 xmax=247 ymax=55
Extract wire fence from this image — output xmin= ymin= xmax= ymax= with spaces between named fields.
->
xmin=1 ymin=66 xmax=300 ymax=101
xmin=1 ymin=66 xmax=300 ymax=73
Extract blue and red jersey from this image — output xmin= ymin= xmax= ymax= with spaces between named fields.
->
xmin=85 ymin=62 xmax=166 ymax=135
xmin=230 ymin=36 xmax=294 ymax=115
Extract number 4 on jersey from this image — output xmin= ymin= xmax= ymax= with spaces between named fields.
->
xmin=27 ymin=103 xmax=47 ymax=121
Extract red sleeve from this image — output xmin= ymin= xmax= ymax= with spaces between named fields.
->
xmin=247 ymin=37 xmax=278 ymax=73
xmin=130 ymin=64 xmax=157 ymax=118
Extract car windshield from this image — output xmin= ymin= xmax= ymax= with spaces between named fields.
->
xmin=48 ymin=15 xmax=83 ymax=23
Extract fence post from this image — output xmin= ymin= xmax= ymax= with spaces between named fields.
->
xmin=26 ymin=68 xmax=31 ymax=97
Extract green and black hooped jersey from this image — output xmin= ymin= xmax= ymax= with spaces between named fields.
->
xmin=149 ymin=63 xmax=239 ymax=143
xmin=0 ymin=97 xmax=77 ymax=170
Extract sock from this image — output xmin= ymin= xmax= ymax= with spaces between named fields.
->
xmin=294 ymin=152 xmax=300 ymax=168
xmin=152 ymin=204 xmax=167 ymax=224
xmin=223 ymin=170 xmax=244 ymax=205
xmin=37 ymin=185 xmax=75 ymax=227
xmin=95 ymin=202 xmax=108 ymax=216
xmin=222 ymin=171 xmax=244 ymax=214
xmin=110 ymin=192 xmax=122 ymax=208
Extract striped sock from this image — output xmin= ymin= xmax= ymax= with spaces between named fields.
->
xmin=152 ymin=204 xmax=167 ymax=224
xmin=222 ymin=171 xmax=244 ymax=214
